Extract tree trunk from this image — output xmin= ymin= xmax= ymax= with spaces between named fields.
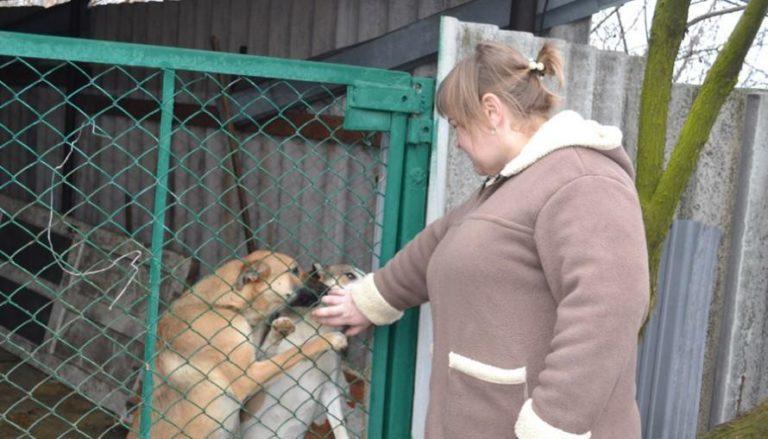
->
xmin=637 ymin=0 xmax=768 ymax=336
xmin=643 ymin=0 xmax=768 ymax=256
xmin=635 ymin=0 xmax=689 ymax=207
xmin=633 ymin=0 xmax=768 ymax=432
xmin=700 ymin=398 xmax=768 ymax=438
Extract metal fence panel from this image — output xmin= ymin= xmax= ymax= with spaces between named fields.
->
xmin=0 ymin=31 xmax=432 ymax=438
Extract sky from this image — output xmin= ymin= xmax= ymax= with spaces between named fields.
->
xmin=589 ymin=0 xmax=767 ymax=88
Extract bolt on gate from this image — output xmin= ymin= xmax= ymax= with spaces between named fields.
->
xmin=0 ymin=31 xmax=434 ymax=438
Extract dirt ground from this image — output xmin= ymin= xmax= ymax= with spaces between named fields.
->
xmin=0 ymin=348 xmax=127 ymax=438
xmin=0 ymin=344 xmax=368 ymax=438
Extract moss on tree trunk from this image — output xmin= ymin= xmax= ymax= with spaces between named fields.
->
xmin=700 ymin=399 xmax=768 ymax=438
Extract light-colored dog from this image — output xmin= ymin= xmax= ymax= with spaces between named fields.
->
xmin=240 ymin=263 xmax=365 ymax=439
xmin=127 ymin=251 xmax=347 ymax=438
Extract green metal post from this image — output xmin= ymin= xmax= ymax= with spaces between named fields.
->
xmin=384 ymin=141 xmax=430 ymax=438
xmin=369 ymin=112 xmax=408 ymax=439
xmin=368 ymin=76 xmax=434 ymax=438
xmin=138 ymin=68 xmax=176 ymax=438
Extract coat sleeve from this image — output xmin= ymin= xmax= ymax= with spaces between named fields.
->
xmin=514 ymin=175 xmax=650 ymax=438
xmin=349 ymin=195 xmax=475 ymax=326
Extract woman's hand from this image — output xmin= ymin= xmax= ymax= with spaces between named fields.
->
xmin=311 ymin=286 xmax=372 ymax=336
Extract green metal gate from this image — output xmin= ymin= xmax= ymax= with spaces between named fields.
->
xmin=0 ymin=31 xmax=433 ymax=438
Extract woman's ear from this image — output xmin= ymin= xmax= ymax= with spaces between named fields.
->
xmin=480 ymin=92 xmax=504 ymax=130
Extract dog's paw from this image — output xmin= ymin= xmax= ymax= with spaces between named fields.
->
xmin=322 ymin=332 xmax=348 ymax=351
xmin=271 ymin=317 xmax=295 ymax=336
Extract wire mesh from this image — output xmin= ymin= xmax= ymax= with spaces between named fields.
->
xmin=0 ymin=50 xmax=391 ymax=438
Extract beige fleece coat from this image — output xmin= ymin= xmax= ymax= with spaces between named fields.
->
xmin=351 ymin=110 xmax=651 ymax=438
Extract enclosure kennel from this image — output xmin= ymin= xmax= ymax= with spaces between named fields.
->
xmin=0 ymin=31 xmax=434 ymax=438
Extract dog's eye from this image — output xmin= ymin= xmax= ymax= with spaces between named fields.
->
xmin=291 ymin=266 xmax=299 ymax=276
xmin=345 ymin=272 xmax=357 ymax=280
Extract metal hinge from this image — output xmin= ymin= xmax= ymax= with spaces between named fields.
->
xmin=343 ymin=76 xmax=435 ymax=144
xmin=405 ymin=76 xmax=435 ymax=145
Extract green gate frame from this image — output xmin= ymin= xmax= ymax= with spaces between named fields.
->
xmin=0 ymin=30 xmax=435 ymax=439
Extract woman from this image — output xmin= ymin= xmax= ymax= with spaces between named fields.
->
xmin=312 ymin=40 xmax=650 ymax=439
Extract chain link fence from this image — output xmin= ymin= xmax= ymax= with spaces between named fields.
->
xmin=0 ymin=32 xmax=430 ymax=438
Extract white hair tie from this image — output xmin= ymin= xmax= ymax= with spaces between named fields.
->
xmin=528 ymin=60 xmax=545 ymax=72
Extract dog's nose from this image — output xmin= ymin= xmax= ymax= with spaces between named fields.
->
xmin=287 ymin=283 xmax=328 ymax=308
xmin=307 ymin=271 xmax=331 ymax=296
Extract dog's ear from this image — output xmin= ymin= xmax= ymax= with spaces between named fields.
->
xmin=236 ymin=261 xmax=270 ymax=289
xmin=309 ymin=263 xmax=323 ymax=281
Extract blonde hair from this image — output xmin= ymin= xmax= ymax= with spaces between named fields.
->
xmin=435 ymin=40 xmax=564 ymax=136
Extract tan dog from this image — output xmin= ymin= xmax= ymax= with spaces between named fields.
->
xmin=241 ymin=263 xmax=365 ymax=439
xmin=127 ymin=251 xmax=347 ymax=438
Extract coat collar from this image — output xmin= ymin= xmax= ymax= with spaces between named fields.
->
xmin=484 ymin=110 xmax=623 ymax=186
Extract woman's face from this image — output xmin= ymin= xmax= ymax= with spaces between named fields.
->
xmin=449 ymin=94 xmax=534 ymax=176
xmin=450 ymin=122 xmax=509 ymax=176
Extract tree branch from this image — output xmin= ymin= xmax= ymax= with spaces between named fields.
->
xmin=676 ymin=0 xmax=720 ymax=82
xmin=617 ymin=7 xmax=630 ymax=53
xmin=644 ymin=0 xmax=768 ymax=256
xmin=687 ymin=5 xmax=747 ymax=28
xmin=676 ymin=47 xmax=721 ymax=58
xmin=590 ymin=7 xmax=620 ymax=34
xmin=635 ymin=0 xmax=690 ymax=207
xmin=643 ymin=0 xmax=650 ymax=42
xmin=638 ymin=0 xmax=768 ymax=335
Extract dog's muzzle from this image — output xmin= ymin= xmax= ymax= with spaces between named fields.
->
xmin=286 ymin=281 xmax=330 ymax=308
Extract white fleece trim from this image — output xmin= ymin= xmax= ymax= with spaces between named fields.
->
xmin=485 ymin=110 xmax=623 ymax=186
xmin=514 ymin=398 xmax=591 ymax=439
xmin=349 ymin=273 xmax=403 ymax=325
xmin=448 ymin=351 xmax=526 ymax=385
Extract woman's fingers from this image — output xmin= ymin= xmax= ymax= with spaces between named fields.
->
xmin=344 ymin=324 xmax=368 ymax=337
xmin=320 ymin=294 xmax=344 ymax=306
xmin=311 ymin=284 xmax=371 ymax=334
xmin=327 ymin=287 xmax=350 ymax=297
xmin=315 ymin=317 xmax=352 ymax=328
xmin=311 ymin=304 xmax=343 ymax=319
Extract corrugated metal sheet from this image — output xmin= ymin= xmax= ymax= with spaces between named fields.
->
xmin=87 ymin=0 xmax=473 ymax=59
xmin=3 ymin=0 xmax=465 ymax=273
xmin=636 ymin=219 xmax=722 ymax=439
xmin=0 ymin=63 xmax=384 ymax=271
xmin=0 ymin=86 xmax=67 ymax=211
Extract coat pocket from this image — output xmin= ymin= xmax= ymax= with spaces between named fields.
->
xmin=444 ymin=351 xmax=528 ymax=438
xmin=448 ymin=351 xmax=528 ymax=390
